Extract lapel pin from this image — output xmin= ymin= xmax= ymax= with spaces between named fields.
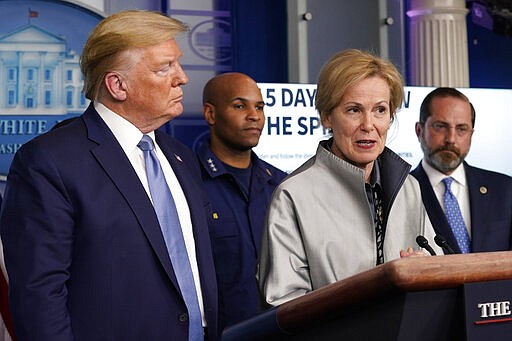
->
xmin=479 ymin=186 xmax=487 ymax=194
xmin=174 ymin=154 xmax=183 ymax=162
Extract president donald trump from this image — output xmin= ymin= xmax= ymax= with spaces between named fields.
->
xmin=0 ymin=10 xmax=218 ymax=341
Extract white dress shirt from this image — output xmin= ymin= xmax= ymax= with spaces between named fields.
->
xmin=422 ymin=159 xmax=472 ymax=239
xmin=94 ymin=102 xmax=206 ymax=325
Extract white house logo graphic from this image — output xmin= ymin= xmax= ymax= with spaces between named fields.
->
xmin=189 ymin=19 xmax=231 ymax=62
xmin=0 ymin=2 xmax=100 ymax=176
xmin=0 ymin=24 xmax=86 ymax=115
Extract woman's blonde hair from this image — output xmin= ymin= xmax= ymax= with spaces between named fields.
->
xmin=80 ymin=10 xmax=188 ymax=100
xmin=315 ymin=49 xmax=404 ymax=125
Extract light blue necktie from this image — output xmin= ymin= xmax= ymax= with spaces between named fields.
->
xmin=442 ymin=177 xmax=471 ymax=253
xmin=138 ymin=135 xmax=203 ymax=341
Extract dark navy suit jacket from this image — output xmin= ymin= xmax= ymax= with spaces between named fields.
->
xmin=411 ymin=162 xmax=512 ymax=253
xmin=0 ymin=104 xmax=219 ymax=341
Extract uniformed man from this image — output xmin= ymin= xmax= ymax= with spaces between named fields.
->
xmin=196 ymin=72 xmax=287 ymax=328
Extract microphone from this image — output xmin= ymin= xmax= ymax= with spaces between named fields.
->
xmin=415 ymin=235 xmax=437 ymax=256
xmin=434 ymin=235 xmax=456 ymax=254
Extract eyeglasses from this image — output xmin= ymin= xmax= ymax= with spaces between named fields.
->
xmin=426 ymin=122 xmax=473 ymax=137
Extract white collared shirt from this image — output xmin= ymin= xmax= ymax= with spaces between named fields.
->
xmin=94 ymin=102 xmax=206 ymax=325
xmin=422 ymin=159 xmax=472 ymax=239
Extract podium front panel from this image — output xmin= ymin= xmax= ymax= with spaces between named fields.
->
xmin=464 ymin=279 xmax=512 ymax=340
xmin=280 ymin=289 xmax=465 ymax=341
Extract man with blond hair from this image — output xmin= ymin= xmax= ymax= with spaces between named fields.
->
xmin=1 ymin=10 xmax=218 ymax=341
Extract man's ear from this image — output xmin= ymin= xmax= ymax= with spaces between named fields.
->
xmin=104 ymin=72 xmax=127 ymax=101
xmin=414 ymin=122 xmax=423 ymax=139
xmin=203 ymin=103 xmax=216 ymax=125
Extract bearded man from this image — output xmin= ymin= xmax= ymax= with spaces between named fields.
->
xmin=411 ymin=87 xmax=512 ymax=254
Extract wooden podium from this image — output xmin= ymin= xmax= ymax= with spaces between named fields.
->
xmin=222 ymin=251 xmax=512 ymax=340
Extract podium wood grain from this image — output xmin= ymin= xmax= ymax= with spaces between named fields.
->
xmin=277 ymin=251 xmax=512 ymax=332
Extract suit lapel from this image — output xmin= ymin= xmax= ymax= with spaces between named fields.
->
xmin=412 ymin=164 xmax=462 ymax=253
xmin=155 ymin=131 xmax=207 ymax=247
xmin=155 ymin=131 xmax=218 ymax=302
xmin=155 ymin=131 xmax=199 ymax=219
xmin=465 ymin=164 xmax=486 ymax=251
xmin=82 ymin=107 xmax=180 ymax=288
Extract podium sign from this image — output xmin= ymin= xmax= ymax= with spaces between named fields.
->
xmin=464 ymin=279 xmax=512 ymax=339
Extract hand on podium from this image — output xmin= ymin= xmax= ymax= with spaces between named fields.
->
xmin=399 ymin=246 xmax=429 ymax=258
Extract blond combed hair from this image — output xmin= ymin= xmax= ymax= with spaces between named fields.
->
xmin=315 ymin=49 xmax=404 ymax=124
xmin=80 ymin=10 xmax=189 ymax=101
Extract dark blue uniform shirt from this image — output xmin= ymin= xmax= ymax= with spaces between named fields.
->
xmin=196 ymin=140 xmax=287 ymax=328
